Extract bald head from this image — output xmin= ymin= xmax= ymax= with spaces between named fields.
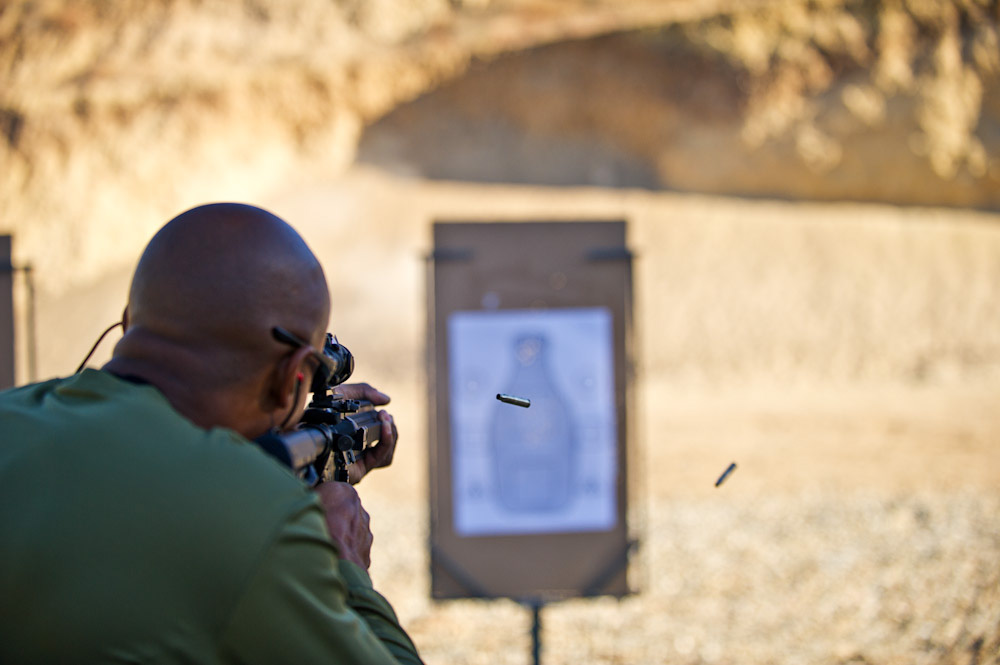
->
xmin=120 ymin=203 xmax=330 ymax=386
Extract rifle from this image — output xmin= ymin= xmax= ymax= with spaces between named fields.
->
xmin=254 ymin=333 xmax=382 ymax=484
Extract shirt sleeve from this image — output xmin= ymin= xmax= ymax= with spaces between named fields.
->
xmin=217 ymin=496 xmax=424 ymax=665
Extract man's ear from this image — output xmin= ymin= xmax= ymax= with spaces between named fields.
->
xmin=120 ymin=306 xmax=129 ymax=332
xmin=269 ymin=345 xmax=314 ymax=411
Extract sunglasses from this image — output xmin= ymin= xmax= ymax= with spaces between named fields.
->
xmin=272 ymin=326 xmax=354 ymax=394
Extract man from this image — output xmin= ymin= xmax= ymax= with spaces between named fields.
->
xmin=0 ymin=203 xmax=423 ymax=664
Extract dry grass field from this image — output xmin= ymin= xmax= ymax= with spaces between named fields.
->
xmin=38 ymin=167 xmax=1000 ymax=664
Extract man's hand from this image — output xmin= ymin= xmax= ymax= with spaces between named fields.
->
xmin=314 ymin=482 xmax=373 ymax=569
xmin=333 ymin=382 xmax=399 ymax=484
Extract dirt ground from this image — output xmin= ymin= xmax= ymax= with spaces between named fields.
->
xmin=30 ymin=167 xmax=1000 ymax=665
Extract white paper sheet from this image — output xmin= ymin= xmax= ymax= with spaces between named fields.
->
xmin=448 ymin=307 xmax=618 ymax=536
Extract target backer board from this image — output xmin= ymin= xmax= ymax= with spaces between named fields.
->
xmin=427 ymin=221 xmax=633 ymax=601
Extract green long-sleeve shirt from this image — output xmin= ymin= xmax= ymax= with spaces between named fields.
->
xmin=0 ymin=369 xmax=423 ymax=664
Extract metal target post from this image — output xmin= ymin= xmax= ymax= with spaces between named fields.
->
xmin=528 ymin=600 xmax=543 ymax=665
xmin=1 ymin=235 xmax=36 ymax=389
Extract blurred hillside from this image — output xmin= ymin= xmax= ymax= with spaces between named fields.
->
xmin=361 ymin=5 xmax=1000 ymax=203
xmin=2 ymin=0 xmax=998 ymax=290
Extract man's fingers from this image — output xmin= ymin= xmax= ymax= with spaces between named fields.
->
xmin=334 ymin=382 xmax=390 ymax=406
xmin=372 ymin=411 xmax=398 ymax=468
xmin=359 ymin=506 xmax=373 ymax=568
xmin=315 ymin=480 xmax=362 ymax=509
xmin=314 ymin=482 xmax=373 ymax=569
xmin=347 ymin=409 xmax=399 ymax=484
